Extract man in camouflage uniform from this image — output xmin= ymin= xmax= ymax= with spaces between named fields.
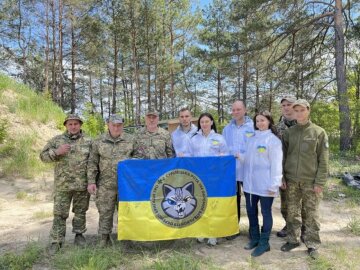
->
xmin=131 ymin=110 xmax=174 ymax=159
xmin=280 ymin=99 xmax=329 ymax=259
xmin=40 ymin=114 xmax=92 ymax=254
xmin=87 ymin=114 xmax=133 ymax=247
xmin=276 ymin=96 xmax=300 ymax=238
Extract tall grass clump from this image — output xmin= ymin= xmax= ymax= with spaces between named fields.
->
xmin=53 ymin=246 xmax=127 ymax=270
xmin=0 ymin=74 xmax=65 ymax=128
xmin=0 ymin=242 xmax=42 ymax=270
xmin=2 ymin=133 xmax=49 ymax=178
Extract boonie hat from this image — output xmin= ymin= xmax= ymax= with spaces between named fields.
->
xmin=280 ymin=95 xmax=296 ymax=103
xmin=107 ymin=114 xmax=124 ymax=124
xmin=146 ymin=110 xmax=159 ymax=117
xmin=63 ymin=114 xmax=83 ymax=125
xmin=292 ymin=99 xmax=310 ymax=109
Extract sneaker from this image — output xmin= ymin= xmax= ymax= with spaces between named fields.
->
xmin=308 ymin=248 xmax=319 ymax=259
xmin=48 ymin=242 xmax=62 ymax=255
xmin=280 ymin=242 xmax=300 ymax=252
xmin=196 ymin=238 xmax=205 ymax=243
xmin=276 ymin=226 xmax=287 ymax=238
xmin=226 ymin=233 xmax=240 ymax=240
xmin=99 ymin=234 xmax=111 ymax=248
xmin=74 ymin=234 xmax=86 ymax=247
xmin=207 ymin=238 xmax=217 ymax=246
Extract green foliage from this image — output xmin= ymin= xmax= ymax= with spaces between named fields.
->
xmin=33 ymin=210 xmax=52 ymax=220
xmin=311 ymin=101 xmax=340 ymax=152
xmin=323 ymin=178 xmax=360 ymax=206
xmin=16 ymin=191 xmax=27 ymax=200
xmin=82 ymin=103 xmax=105 ymax=138
xmin=0 ymin=118 xmax=8 ymax=144
xmin=53 ymin=246 xmax=126 ymax=270
xmin=145 ymin=251 xmax=219 ymax=270
xmin=0 ymin=242 xmax=42 ymax=270
xmin=0 ymin=74 xmax=65 ymax=129
xmin=2 ymin=133 xmax=49 ymax=178
xmin=346 ymin=216 xmax=360 ymax=236
xmin=308 ymin=255 xmax=334 ymax=270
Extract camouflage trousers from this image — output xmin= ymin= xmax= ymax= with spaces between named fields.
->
xmin=286 ymin=180 xmax=323 ymax=249
xmin=50 ymin=190 xmax=90 ymax=243
xmin=280 ymin=187 xmax=306 ymax=223
xmin=96 ymin=186 xmax=117 ymax=234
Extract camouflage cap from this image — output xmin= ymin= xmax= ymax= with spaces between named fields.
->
xmin=292 ymin=99 xmax=310 ymax=109
xmin=146 ymin=110 xmax=159 ymax=117
xmin=280 ymin=95 xmax=296 ymax=103
xmin=63 ymin=114 xmax=83 ymax=125
xmin=107 ymin=114 xmax=124 ymax=124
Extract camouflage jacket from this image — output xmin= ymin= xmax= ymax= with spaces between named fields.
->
xmin=40 ymin=131 xmax=92 ymax=191
xmin=131 ymin=127 xmax=174 ymax=159
xmin=87 ymin=132 xmax=133 ymax=189
xmin=276 ymin=116 xmax=297 ymax=139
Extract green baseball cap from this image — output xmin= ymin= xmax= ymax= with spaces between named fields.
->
xmin=63 ymin=114 xmax=83 ymax=125
xmin=107 ymin=114 xmax=124 ymax=124
xmin=292 ymin=99 xmax=310 ymax=109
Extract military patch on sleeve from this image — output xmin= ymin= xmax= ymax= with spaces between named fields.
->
xmin=324 ymin=141 xmax=329 ymax=149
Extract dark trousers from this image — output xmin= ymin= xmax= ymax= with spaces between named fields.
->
xmin=244 ymin=192 xmax=274 ymax=233
xmin=236 ymin=182 xmax=242 ymax=221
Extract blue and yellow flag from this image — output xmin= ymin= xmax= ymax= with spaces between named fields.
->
xmin=117 ymin=156 xmax=238 ymax=241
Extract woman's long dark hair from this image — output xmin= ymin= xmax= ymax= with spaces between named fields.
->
xmin=197 ymin=112 xmax=217 ymax=133
xmin=253 ymin=110 xmax=279 ymax=137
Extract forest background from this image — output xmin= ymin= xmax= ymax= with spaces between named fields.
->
xmin=1 ymin=0 xmax=360 ymax=153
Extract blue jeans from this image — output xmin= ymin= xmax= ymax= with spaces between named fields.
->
xmin=244 ymin=192 xmax=274 ymax=233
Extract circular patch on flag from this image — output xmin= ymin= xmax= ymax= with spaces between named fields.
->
xmin=150 ymin=169 xmax=207 ymax=228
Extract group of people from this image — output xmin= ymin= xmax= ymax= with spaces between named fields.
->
xmin=40 ymin=96 xmax=329 ymax=259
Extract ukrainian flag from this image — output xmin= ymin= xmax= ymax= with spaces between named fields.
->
xmin=117 ymin=156 xmax=238 ymax=241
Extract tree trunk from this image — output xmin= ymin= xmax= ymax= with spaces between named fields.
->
xmin=112 ymin=34 xmax=118 ymax=114
xmin=58 ymin=0 xmax=64 ymax=107
xmin=334 ymin=0 xmax=352 ymax=151
xmin=70 ymin=13 xmax=76 ymax=113
xmin=44 ymin=0 xmax=50 ymax=95
xmin=51 ymin=0 xmax=57 ymax=103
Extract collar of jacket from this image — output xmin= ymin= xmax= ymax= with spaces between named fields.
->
xmin=65 ymin=130 xmax=83 ymax=140
xmin=230 ymin=116 xmax=252 ymax=127
xmin=104 ymin=131 xmax=125 ymax=142
xmin=255 ymin=129 xmax=272 ymax=137
xmin=295 ymin=120 xmax=311 ymax=129
xmin=282 ymin=117 xmax=297 ymax=127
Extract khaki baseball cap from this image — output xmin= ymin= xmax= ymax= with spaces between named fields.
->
xmin=146 ymin=110 xmax=159 ymax=117
xmin=280 ymin=95 xmax=296 ymax=103
xmin=292 ymin=99 xmax=310 ymax=109
xmin=107 ymin=114 xmax=124 ymax=124
xmin=63 ymin=114 xmax=83 ymax=125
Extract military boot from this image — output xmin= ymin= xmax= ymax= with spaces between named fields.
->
xmin=99 ymin=234 xmax=111 ymax=248
xmin=48 ymin=242 xmax=62 ymax=255
xmin=74 ymin=234 xmax=86 ymax=247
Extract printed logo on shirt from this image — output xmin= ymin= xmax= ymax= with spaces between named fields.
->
xmin=245 ymin=131 xmax=255 ymax=138
xmin=211 ymin=139 xmax=220 ymax=145
xmin=257 ymin=145 xmax=267 ymax=153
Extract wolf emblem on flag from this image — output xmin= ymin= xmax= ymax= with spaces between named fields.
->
xmin=161 ymin=182 xmax=197 ymax=219
xmin=151 ymin=169 xmax=207 ymax=228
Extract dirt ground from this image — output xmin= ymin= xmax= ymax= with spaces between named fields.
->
xmin=1 ymin=174 xmax=359 ymax=270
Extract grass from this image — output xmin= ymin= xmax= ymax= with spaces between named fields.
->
xmin=0 ymin=74 xmax=64 ymax=178
xmin=16 ymin=191 xmax=28 ymax=200
xmin=0 ymin=74 xmax=65 ymax=128
xmin=308 ymin=245 xmax=360 ymax=270
xmin=329 ymin=152 xmax=360 ymax=176
xmin=33 ymin=210 xmax=52 ymax=220
xmin=1 ymin=133 xmax=51 ymax=178
xmin=346 ymin=216 xmax=360 ymax=236
xmin=0 ymin=242 xmax=43 ymax=270
xmin=323 ymin=178 xmax=360 ymax=206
